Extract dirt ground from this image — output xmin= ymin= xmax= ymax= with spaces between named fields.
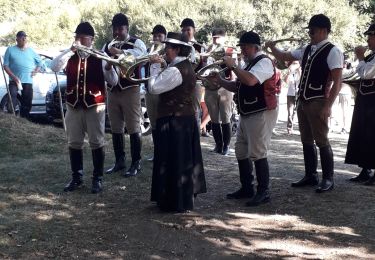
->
xmin=0 ymin=98 xmax=375 ymax=259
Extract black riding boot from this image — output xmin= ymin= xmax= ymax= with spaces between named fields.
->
xmin=211 ymin=123 xmax=223 ymax=154
xmin=227 ymin=159 xmax=254 ymax=199
xmin=221 ymin=123 xmax=231 ymax=155
xmin=124 ymin=133 xmax=142 ymax=177
xmin=291 ymin=143 xmax=319 ymax=187
xmin=349 ymin=168 xmax=372 ymax=182
xmin=64 ymin=148 xmax=83 ymax=192
xmin=92 ymin=147 xmax=105 ymax=194
xmin=246 ymin=158 xmax=271 ymax=206
xmin=316 ymin=145 xmax=334 ymax=193
xmin=106 ymin=133 xmax=126 ymax=174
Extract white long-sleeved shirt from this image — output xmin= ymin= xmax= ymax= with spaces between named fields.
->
xmin=148 ymin=57 xmax=187 ymax=95
xmin=50 ymin=48 xmax=118 ymax=86
xmin=356 ymin=53 xmax=375 ymax=79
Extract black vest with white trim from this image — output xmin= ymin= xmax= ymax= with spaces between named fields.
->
xmin=298 ymin=42 xmax=334 ymax=101
xmin=235 ymin=54 xmax=277 ymax=116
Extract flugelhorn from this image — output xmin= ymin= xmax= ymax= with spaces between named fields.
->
xmin=72 ymin=42 xmax=138 ymax=79
xmin=196 ymin=44 xmax=237 ymax=90
xmin=125 ymin=41 xmax=166 ymax=83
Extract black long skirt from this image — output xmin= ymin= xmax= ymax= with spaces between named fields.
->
xmin=151 ymin=115 xmax=207 ymax=212
xmin=345 ymin=93 xmax=375 ymax=169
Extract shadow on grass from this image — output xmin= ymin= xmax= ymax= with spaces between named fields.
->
xmin=1 ymin=112 xmax=375 ymax=259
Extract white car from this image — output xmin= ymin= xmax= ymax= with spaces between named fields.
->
xmin=0 ymin=52 xmax=66 ymax=119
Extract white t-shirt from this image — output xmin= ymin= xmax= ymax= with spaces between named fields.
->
xmin=243 ymin=52 xmax=274 ymax=84
xmin=291 ymin=39 xmax=343 ymax=70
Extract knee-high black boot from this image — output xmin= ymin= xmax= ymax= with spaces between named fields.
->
xmin=106 ymin=133 xmax=126 ymax=174
xmin=211 ymin=123 xmax=223 ymax=153
xmin=221 ymin=123 xmax=231 ymax=155
xmin=227 ymin=158 xmax=254 ymax=199
xmin=316 ymin=145 xmax=334 ymax=193
xmin=92 ymin=147 xmax=105 ymax=194
xmin=124 ymin=133 xmax=142 ymax=177
xmin=64 ymin=148 xmax=83 ymax=192
xmin=291 ymin=143 xmax=319 ymax=187
xmin=246 ymin=158 xmax=270 ymax=206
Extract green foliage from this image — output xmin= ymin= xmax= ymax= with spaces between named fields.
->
xmin=0 ymin=0 xmax=372 ymax=53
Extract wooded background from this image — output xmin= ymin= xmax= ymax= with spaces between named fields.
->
xmin=0 ymin=0 xmax=374 ymax=52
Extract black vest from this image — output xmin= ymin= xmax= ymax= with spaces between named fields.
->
xmin=235 ymin=54 xmax=276 ymax=116
xmin=104 ymin=37 xmax=141 ymax=91
xmin=298 ymin=42 xmax=334 ymax=100
xmin=157 ymin=59 xmax=196 ymax=118
xmin=359 ymin=53 xmax=375 ymax=96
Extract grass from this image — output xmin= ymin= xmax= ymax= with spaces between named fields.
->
xmin=0 ymin=111 xmax=375 ymax=259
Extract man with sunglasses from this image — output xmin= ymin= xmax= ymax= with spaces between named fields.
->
xmin=265 ymin=14 xmax=343 ymax=193
xmin=51 ymin=22 xmax=118 ymax=194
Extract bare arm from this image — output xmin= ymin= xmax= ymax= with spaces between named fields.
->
xmin=264 ymin=41 xmax=297 ymax=62
xmin=3 ymin=66 xmax=20 ymax=84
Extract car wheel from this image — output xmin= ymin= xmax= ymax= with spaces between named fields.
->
xmin=0 ymin=94 xmax=21 ymax=115
xmin=141 ymin=105 xmax=151 ymax=136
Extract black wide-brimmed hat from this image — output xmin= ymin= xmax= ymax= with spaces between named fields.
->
xmin=364 ymin=24 xmax=375 ymax=35
xmin=305 ymin=14 xmax=331 ymax=32
xmin=237 ymin=31 xmax=261 ymax=46
xmin=112 ymin=13 xmax=129 ymax=27
xmin=74 ymin=22 xmax=95 ymax=37
xmin=162 ymin=32 xmax=190 ymax=47
xmin=151 ymin=24 xmax=167 ymax=35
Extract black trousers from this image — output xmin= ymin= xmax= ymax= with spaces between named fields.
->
xmin=9 ymin=81 xmax=33 ymax=117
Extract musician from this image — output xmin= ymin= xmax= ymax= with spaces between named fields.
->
xmin=104 ymin=13 xmax=147 ymax=177
xmin=50 ymin=22 xmax=118 ymax=193
xmin=203 ymin=28 xmax=233 ymax=155
xmin=345 ymin=23 xmax=375 ymax=185
xmin=145 ymin=24 xmax=167 ymax=161
xmin=265 ymin=14 xmax=343 ymax=193
xmin=180 ymin=18 xmax=205 ymax=126
xmin=208 ymin=31 xmax=278 ymax=206
xmin=3 ymin=31 xmax=42 ymax=118
xmin=149 ymin=32 xmax=206 ymax=213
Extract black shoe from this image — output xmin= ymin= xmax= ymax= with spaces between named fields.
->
xmin=291 ymin=174 xmax=319 ymax=187
xmin=364 ymin=175 xmax=375 ymax=186
xmin=246 ymin=190 xmax=270 ymax=206
xmin=222 ymin=145 xmax=229 ymax=155
xmin=91 ymin=177 xmax=103 ymax=194
xmin=349 ymin=169 xmax=372 ymax=182
xmin=316 ymin=179 xmax=334 ymax=193
xmin=226 ymin=188 xmax=254 ymax=199
xmin=124 ymin=160 xmax=141 ymax=178
xmin=63 ymin=177 xmax=83 ymax=192
xmin=106 ymin=158 xmax=126 ymax=174
xmin=212 ymin=145 xmax=223 ymax=154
